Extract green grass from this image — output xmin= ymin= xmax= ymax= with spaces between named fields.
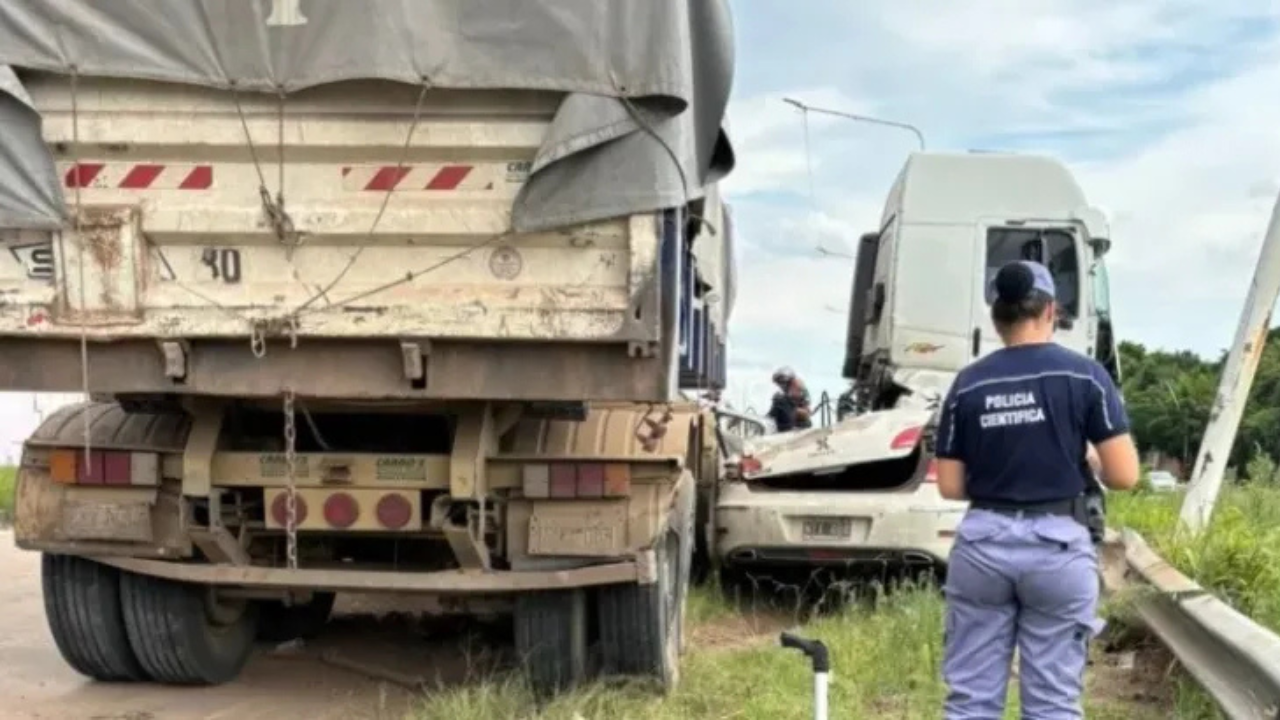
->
xmin=1109 ymin=482 xmax=1280 ymax=635
xmin=413 ymin=582 xmax=1168 ymax=720
xmin=0 ymin=465 xmax=14 ymax=522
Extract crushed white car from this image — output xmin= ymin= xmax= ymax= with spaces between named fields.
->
xmin=715 ymin=409 xmax=966 ymax=578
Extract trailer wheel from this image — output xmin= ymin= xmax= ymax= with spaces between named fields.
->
xmin=119 ymin=571 xmax=257 ymax=685
xmin=41 ymin=554 xmax=148 ymax=682
xmin=256 ymin=592 xmax=336 ymax=642
xmin=514 ymin=588 xmax=588 ymax=698
xmin=597 ymin=479 xmax=694 ymax=691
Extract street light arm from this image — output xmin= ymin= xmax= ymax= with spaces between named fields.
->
xmin=783 ymin=97 xmax=926 ymax=151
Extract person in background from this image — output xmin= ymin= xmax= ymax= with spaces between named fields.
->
xmin=767 ymin=366 xmax=812 ymax=431
xmin=932 ymin=260 xmax=1140 ymax=720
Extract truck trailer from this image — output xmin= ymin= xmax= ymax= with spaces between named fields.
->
xmin=0 ymin=0 xmax=737 ymax=697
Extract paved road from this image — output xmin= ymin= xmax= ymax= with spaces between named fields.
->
xmin=0 ymin=531 xmax=505 ymax=720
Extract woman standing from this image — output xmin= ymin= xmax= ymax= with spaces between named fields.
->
xmin=934 ymin=260 xmax=1140 ymax=719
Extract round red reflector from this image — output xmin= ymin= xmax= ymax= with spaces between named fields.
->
xmin=323 ymin=493 xmax=360 ymax=529
xmin=376 ymin=494 xmax=413 ymax=530
xmin=270 ymin=492 xmax=308 ymax=526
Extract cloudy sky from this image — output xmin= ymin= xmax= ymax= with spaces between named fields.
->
xmin=4 ymin=0 xmax=1280 ymax=455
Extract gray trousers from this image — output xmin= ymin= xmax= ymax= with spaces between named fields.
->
xmin=942 ymin=509 xmax=1105 ymax=720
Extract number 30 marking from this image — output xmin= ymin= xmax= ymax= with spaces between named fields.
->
xmin=201 ymin=248 xmax=242 ymax=284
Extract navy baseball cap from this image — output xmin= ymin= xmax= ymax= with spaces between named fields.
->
xmin=985 ymin=260 xmax=1056 ymax=303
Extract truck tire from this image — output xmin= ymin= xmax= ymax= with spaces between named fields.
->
xmin=256 ymin=592 xmax=336 ymax=642
xmin=119 ymin=571 xmax=257 ymax=685
xmin=41 ymin=554 xmax=148 ymax=682
xmin=514 ymin=588 xmax=587 ymax=698
xmin=597 ymin=476 xmax=694 ymax=691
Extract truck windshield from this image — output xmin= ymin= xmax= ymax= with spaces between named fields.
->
xmin=985 ymin=227 xmax=1080 ymax=318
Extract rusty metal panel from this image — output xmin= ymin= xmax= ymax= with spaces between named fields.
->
xmin=0 ymin=338 xmax=674 ymax=401
xmin=0 ymin=77 xmax=662 ymax=349
xmin=508 ymin=403 xmax=701 ymax=460
xmin=56 ymin=206 xmax=143 ymax=324
xmin=528 ymin=500 xmax=629 ymax=557
xmin=96 ymin=556 xmax=644 ymax=593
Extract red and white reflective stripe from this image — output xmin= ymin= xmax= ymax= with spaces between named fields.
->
xmin=62 ymin=163 xmax=213 ymax=190
xmin=341 ymin=164 xmax=495 ymax=192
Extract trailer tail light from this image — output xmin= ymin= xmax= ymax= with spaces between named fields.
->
xmin=891 ymin=426 xmax=923 ymax=450
xmin=924 ymin=458 xmax=938 ymax=483
xmin=323 ymin=492 xmax=359 ymax=529
xmin=523 ymin=463 xmax=631 ymax=499
xmin=48 ymin=448 xmax=160 ymax=486
xmin=375 ymin=493 xmax=413 ymax=530
xmin=270 ymin=492 xmax=310 ymax=526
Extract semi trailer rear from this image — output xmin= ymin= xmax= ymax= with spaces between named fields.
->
xmin=0 ymin=0 xmax=737 ymax=696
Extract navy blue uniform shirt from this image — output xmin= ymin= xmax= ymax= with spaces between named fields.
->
xmin=935 ymin=343 xmax=1130 ymax=504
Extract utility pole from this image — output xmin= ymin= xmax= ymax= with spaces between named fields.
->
xmin=782 ymin=98 xmax=926 ymax=151
xmin=784 ymin=98 xmax=923 ymax=260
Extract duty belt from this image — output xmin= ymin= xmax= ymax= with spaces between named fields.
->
xmin=969 ymin=497 xmax=1076 ymax=518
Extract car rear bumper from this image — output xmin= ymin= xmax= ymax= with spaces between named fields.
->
xmin=714 ymin=483 xmax=967 ymax=567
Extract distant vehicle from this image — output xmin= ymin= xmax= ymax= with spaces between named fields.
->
xmin=1147 ymin=470 xmax=1179 ymax=492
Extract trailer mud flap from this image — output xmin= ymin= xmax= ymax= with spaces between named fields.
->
xmin=527 ymin=500 xmax=629 ymax=557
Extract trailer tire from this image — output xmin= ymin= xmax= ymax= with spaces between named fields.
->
xmin=41 ymin=554 xmax=148 ymax=682
xmin=119 ymin=571 xmax=257 ymax=685
xmin=597 ymin=475 xmax=694 ymax=691
xmin=256 ymin=592 xmax=336 ymax=642
xmin=514 ymin=588 xmax=588 ymax=698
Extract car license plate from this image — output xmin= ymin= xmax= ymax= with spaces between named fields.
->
xmin=801 ymin=517 xmax=853 ymax=540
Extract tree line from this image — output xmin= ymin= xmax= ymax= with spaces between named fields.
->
xmin=1120 ymin=329 xmax=1280 ymax=482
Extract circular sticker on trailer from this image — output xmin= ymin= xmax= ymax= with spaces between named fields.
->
xmin=488 ymin=246 xmax=523 ymax=280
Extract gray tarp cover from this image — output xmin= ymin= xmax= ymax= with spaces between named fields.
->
xmin=0 ymin=0 xmax=735 ymax=232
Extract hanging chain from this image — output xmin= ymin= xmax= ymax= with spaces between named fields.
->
xmin=283 ymin=389 xmax=299 ymax=570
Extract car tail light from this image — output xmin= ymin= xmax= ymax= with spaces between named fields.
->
xmin=923 ymin=458 xmax=938 ymax=483
xmin=375 ymin=493 xmax=413 ymax=530
xmin=891 ymin=426 xmax=923 ymax=450
xmin=740 ymin=456 xmax=762 ymax=474
xmin=523 ymin=462 xmax=631 ymax=499
xmin=323 ymin=492 xmax=359 ymax=529
xmin=48 ymin=448 xmax=160 ymax=486
xmin=270 ymin=492 xmax=310 ymax=526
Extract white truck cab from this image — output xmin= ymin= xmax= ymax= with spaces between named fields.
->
xmin=843 ymin=151 xmax=1120 ymax=412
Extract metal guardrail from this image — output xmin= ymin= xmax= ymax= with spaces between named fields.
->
xmin=713 ymin=407 xmax=770 ymax=439
xmin=1117 ymin=529 xmax=1280 ymax=720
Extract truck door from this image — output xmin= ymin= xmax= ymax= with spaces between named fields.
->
xmin=971 ymin=223 xmax=1089 ymax=359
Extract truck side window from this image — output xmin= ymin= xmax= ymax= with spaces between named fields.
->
xmin=985 ymin=228 xmax=1079 ymax=318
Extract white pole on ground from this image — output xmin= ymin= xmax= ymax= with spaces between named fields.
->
xmin=1179 ymin=192 xmax=1280 ymax=534
xmin=813 ymin=671 xmax=830 ymax=720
